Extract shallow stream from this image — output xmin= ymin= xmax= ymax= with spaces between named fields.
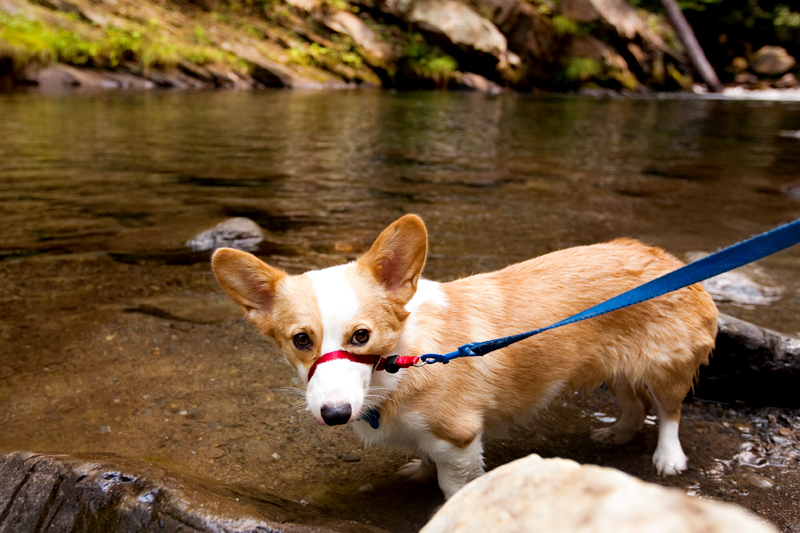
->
xmin=1 ymin=89 xmax=800 ymax=531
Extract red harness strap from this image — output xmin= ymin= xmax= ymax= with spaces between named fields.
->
xmin=306 ymin=350 xmax=420 ymax=381
xmin=307 ymin=350 xmax=380 ymax=382
xmin=374 ymin=355 xmax=420 ymax=372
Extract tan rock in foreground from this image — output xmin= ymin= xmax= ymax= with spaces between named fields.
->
xmin=421 ymin=454 xmax=777 ymax=533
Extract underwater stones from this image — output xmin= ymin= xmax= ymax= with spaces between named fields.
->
xmin=421 ymin=454 xmax=778 ymax=533
xmin=702 ymin=271 xmax=782 ymax=305
xmin=685 ymin=253 xmax=783 ymax=306
xmin=0 ymin=451 xmax=386 ymax=533
xmin=186 ymin=217 xmax=264 ymax=252
xmin=743 ymin=473 xmax=774 ymax=489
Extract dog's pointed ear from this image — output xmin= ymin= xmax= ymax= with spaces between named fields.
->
xmin=212 ymin=248 xmax=286 ymax=328
xmin=358 ymin=214 xmax=428 ymax=304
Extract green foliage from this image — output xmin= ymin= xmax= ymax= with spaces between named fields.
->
xmin=675 ymin=0 xmax=724 ymax=11
xmin=562 ymin=56 xmax=601 ymax=82
xmin=774 ymin=5 xmax=800 ymax=28
xmin=552 ymin=15 xmax=581 ymax=37
xmin=627 ymin=0 xmax=800 ymax=56
xmin=403 ymin=33 xmax=458 ymax=86
xmin=324 ymin=0 xmax=350 ymax=10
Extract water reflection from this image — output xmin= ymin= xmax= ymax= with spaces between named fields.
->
xmin=1 ymin=90 xmax=799 ymax=326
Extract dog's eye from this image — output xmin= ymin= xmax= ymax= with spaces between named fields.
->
xmin=352 ymin=329 xmax=370 ymax=345
xmin=293 ymin=333 xmax=311 ymax=349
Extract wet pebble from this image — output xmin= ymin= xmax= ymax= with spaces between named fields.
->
xmin=734 ymin=450 xmax=767 ymax=468
xmin=743 ymin=473 xmax=774 ymax=489
xmin=770 ymin=435 xmax=792 ymax=446
xmin=358 ymin=483 xmax=374 ymax=492
xmin=137 ymin=490 xmax=158 ymax=503
xmin=99 ymin=425 xmax=111 ymax=434
xmin=778 ymin=427 xmax=794 ymax=438
xmin=205 ymin=448 xmax=225 ymax=459
xmin=734 ymin=422 xmax=753 ymax=434
xmin=342 ymin=454 xmax=362 ymax=463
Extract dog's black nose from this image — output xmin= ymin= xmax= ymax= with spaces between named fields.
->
xmin=321 ymin=404 xmax=352 ymax=426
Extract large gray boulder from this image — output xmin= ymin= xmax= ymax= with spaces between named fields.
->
xmin=407 ymin=0 xmax=508 ymax=59
xmin=421 ymin=454 xmax=777 ymax=533
xmin=356 ymin=0 xmax=517 ymax=74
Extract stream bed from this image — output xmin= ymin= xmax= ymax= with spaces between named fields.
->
xmin=1 ymin=89 xmax=800 ymax=531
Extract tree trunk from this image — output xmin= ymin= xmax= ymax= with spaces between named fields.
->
xmin=660 ymin=0 xmax=723 ymax=93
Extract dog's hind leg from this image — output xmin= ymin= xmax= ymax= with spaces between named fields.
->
xmin=645 ymin=365 xmax=697 ymax=476
xmin=590 ymin=374 xmax=651 ymax=445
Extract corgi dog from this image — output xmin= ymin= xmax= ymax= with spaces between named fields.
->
xmin=211 ymin=214 xmax=718 ymax=499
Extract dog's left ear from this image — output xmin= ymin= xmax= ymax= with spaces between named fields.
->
xmin=211 ymin=248 xmax=286 ymax=333
xmin=358 ymin=214 xmax=428 ymax=305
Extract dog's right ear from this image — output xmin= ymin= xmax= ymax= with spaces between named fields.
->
xmin=211 ymin=248 xmax=286 ymax=327
xmin=358 ymin=214 xmax=428 ymax=305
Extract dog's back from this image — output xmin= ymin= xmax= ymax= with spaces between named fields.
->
xmin=381 ymin=238 xmax=717 ymax=481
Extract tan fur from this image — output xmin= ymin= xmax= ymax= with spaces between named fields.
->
xmin=213 ymin=215 xmax=718 ymax=492
xmin=383 ymin=237 xmax=717 ymax=448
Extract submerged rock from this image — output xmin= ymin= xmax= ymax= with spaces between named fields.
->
xmin=702 ymin=271 xmax=782 ymax=305
xmin=186 ymin=218 xmax=264 ymax=252
xmin=421 ymin=454 xmax=777 ymax=533
xmin=685 ymin=252 xmax=783 ymax=306
xmin=0 ymin=451 xmax=386 ymax=533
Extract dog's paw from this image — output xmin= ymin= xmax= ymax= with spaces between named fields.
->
xmin=653 ymin=449 xmax=688 ymax=476
xmin=397 ymin=459 xmax=437 ymax=483
xmin=590 ymin=425 xmax=635 ymax=445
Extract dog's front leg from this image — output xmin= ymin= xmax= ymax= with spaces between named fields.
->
xmin=420 ymin=433 xmax=485 ymax=500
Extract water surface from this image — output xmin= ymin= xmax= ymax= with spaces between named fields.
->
xmin=1 ymin=90 xmax=800 ymax=531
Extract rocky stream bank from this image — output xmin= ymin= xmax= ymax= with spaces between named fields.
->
xmin=1 ymin=0 xmax=798 ymax=93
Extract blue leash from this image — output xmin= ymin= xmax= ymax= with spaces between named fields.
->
xmin=358 ymin=218 xmax=800 ymax=429
xmin=418 ymin=218 xmax=800 ymax=366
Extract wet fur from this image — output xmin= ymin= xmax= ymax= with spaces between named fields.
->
xmin=212 ymin=215 xmax=718 ymax=499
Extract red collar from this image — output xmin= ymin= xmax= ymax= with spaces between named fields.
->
xmin=307 ymin=350 xmax=421 ymax=381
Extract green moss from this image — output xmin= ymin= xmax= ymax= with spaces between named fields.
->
xmin=0 ymin=12 xmax=246 ymax=71
xmin=562 ymin=56 xmax=601 ymax=82
xmin=403 ymin=34 xmax=458 ymax=87
xmin=286 ymin=41 xmax=364 ymax=71
xmin=552 ymin=15 xmax=582 ymax=37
